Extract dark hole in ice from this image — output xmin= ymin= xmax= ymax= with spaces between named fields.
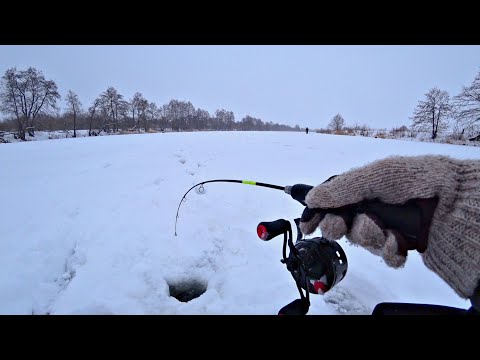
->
xmin=168 ymin=279 xmax=207 ymax=302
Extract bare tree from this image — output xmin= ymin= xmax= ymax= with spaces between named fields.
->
xmin=180 ymin=101 xmax=195 ymax=130
xmin=146 ymin=102 xmax=159 ymax=131
xmin=65 ymin=90 xmax=82 ymax=138
xmin=98 ymin=87 xmax=124 ymax=132
xmin=118 ymin=100 xmax=130 ymax=130
xmin=0 ymin=67 xmax=60 ymax=140
xmin=164 ymin=99 xmax=181 ymax=130
xmin=129 ymin=92 xmax=144 ymax=130
xmin=240 ymin=115 xmax=261 ymax=130
xmin=390 ymin=125 xmax=409 ymax=138
xmin=215 ymin=109 xmax=235 ymax=130
xmin=194 ymin=108 xmax=210 ymax=130
xmin=88 ymin=98 xmax=101 ymax=136
xmin=164 ymin=100 xmax=195 ymax=130
xmin=411 ymin=87 xmax=452 ymax=140
xmin=328 ymin=114 xmax=345 ymax=132
xmin=359 ymin=124 xmax=372 ymax=137
xmin=138 ymin=98 xmax=148 ymax=132
xmin=159 ymin=104 xmax=170 ymax=130
xmin=453 ymin=71 xmax=480 ymax=139
xmin=352 ymin=123 xmax=361 ymax=135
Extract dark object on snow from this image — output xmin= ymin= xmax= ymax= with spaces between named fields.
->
xmin=372 ymin=302 xmax=479 ymax=315
xmin=306 ymin=127 xmax=309 ymax=134
xmin=469 ymin=134 xmax=480 ymax=141
xmin=279 ymin=298 xmax=310 ymax=315
xmin=371 ymin=273 xmax=480 ymax=315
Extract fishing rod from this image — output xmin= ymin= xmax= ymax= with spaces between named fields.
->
xmin=174 ymin=179 xmax=305 ymax=236
xmin=173 ymin=178 xmax=474 ymax=315
xmin=174 ymin=179 xmax=345 ymax=315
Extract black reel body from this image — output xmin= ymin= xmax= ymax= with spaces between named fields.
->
xmin=257 ymin=217 xmax=348 ymax=314
xmin=287 ymin=236 xmax=348 ymax=295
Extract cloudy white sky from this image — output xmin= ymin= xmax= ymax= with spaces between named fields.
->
xmin=1 ymin=45 xmax=479 ymax=129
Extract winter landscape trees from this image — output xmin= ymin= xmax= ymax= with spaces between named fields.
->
xmin=0 ymin=67 xmax=61 ymax=140
xmin=0 ymin=67 xmax=299 ymax=139
xmin=410 ymin=87 xmax=452 ymax=140
xmin=1 ymin=66 xmax=480 ymax=143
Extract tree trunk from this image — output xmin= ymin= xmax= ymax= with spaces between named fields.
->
xmin=432 ymin=115 xmax=439 ymax=140
xmin=73 ymin=112 xmax=77 ymax=138
xmin=28 ymin=119 xmax=35 ymax=137
xmin=114 ymin=106 xmax=118 ymax=132
xmin=17 ymin=121 xmax=26 ymax=141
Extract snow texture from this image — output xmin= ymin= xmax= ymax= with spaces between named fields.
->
xmin=0 ymin=131 xmax=478 ymax=314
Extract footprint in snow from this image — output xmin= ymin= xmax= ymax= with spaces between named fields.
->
xmin=153 ymin=178 xmax=164 ymax=185
xmin=323 ymin=286 xmax=371 ymax=315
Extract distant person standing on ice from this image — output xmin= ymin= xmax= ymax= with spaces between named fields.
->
xmin=306 ymin=127 xmax=309 ymax=134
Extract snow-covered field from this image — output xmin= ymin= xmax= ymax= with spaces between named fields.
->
xmin=1 ymin=131 xmax=478 ymax=315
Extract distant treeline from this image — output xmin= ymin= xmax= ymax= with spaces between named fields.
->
xmin=1 ymin=66 xmax=479 ymax=142
xmin=0 ymin=67 xmax=300 ymax=140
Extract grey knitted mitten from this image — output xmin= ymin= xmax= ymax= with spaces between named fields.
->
xmin=299 ymin=155 xmax=480 ymax=299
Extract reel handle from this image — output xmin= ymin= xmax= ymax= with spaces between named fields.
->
xmin=257 ymin=219 xmax=291 ymax=241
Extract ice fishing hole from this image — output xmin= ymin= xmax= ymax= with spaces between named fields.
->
xmin=168 ymin=279 xmax=207 ymax=302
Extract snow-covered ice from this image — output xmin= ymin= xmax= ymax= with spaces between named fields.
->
xmin=1 ymin=131 xmax=478 ymax=314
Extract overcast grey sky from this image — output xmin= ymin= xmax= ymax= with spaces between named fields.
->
xmin=1 ymin=45 xmax=479 ymax=129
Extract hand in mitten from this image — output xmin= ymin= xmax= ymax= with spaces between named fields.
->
xmin=299 ymin=155 xmax=480 ymax=299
